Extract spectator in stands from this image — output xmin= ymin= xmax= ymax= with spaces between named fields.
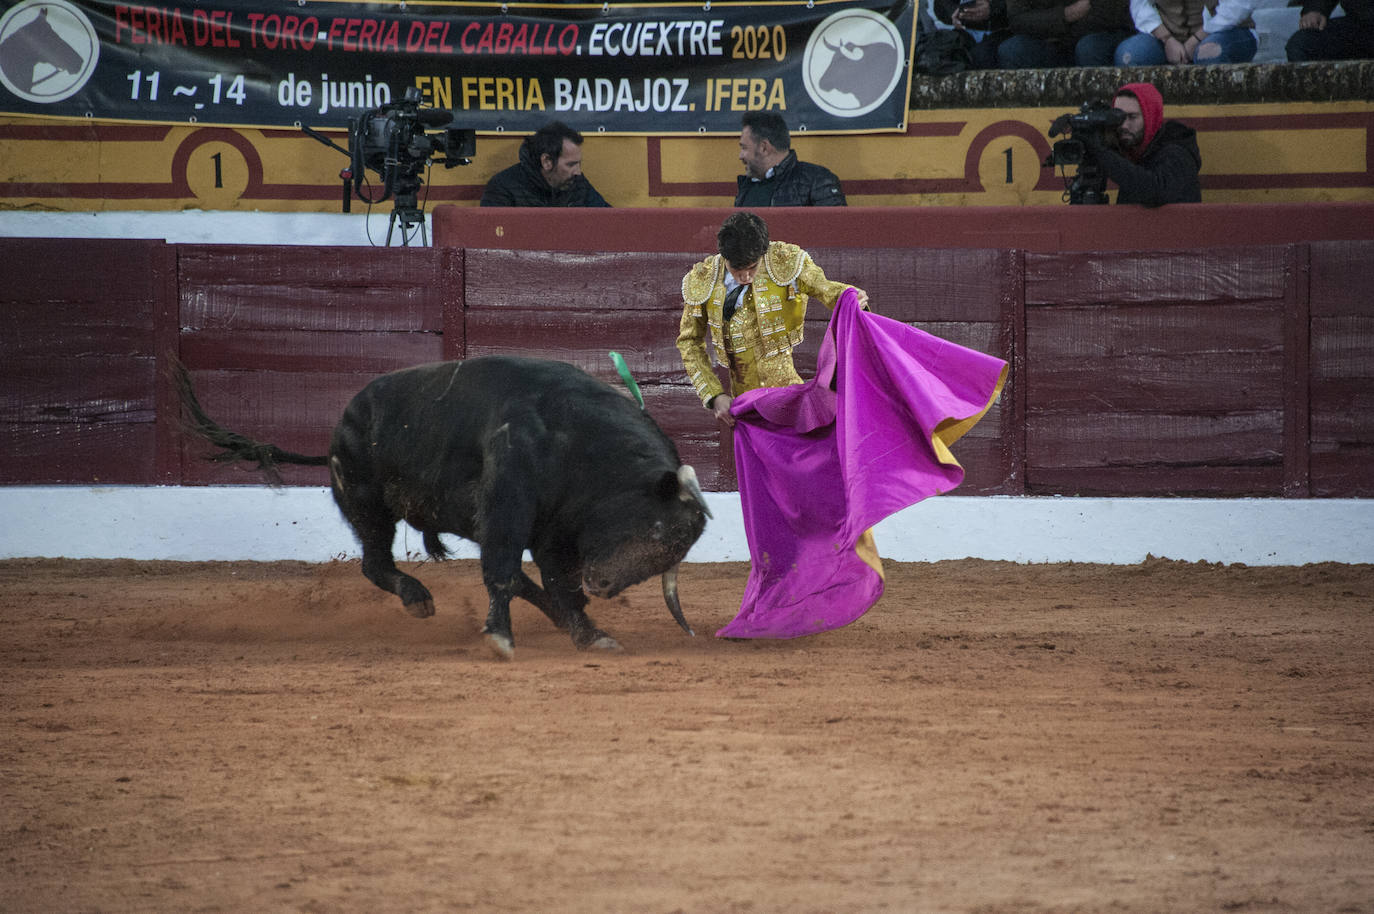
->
xmin=1084 ymin=82 xmax=1202 ymax=205
xmin=1116 ymin=0 xmax=1258 ymax=64
xmin=677 ymin=212 xmax=865 ymax=426
xmin=999 ymin=0 xmax=1135 ymax=67
xmin=934 ymin=0 xmax=1014 ymax=68
xmin=735 ymin=112 xmax=846 ymax=207
xmin=1286 ymin=0 xmax=1374 ymax=60
xmin=479 ymin=121 xmax=611 ymax=207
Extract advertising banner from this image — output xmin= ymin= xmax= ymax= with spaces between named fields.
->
xmin=0 ymin=0 xmax=916 ymax=134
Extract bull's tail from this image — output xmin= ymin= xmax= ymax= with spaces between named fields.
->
xmin=172 ymin=359 xmax=328 ymax=482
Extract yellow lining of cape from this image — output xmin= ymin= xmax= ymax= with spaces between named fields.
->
xmin=930 ymin=362 xmax=1009 ymax=468
xmin=850 ymin=361 xmax=1007 ymax=597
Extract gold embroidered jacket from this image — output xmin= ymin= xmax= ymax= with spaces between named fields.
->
xmin=677 ymin=242 xmax=850 ymax=406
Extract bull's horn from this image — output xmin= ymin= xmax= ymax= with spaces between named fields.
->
xmin=661 ymin=565 xmax=695 ymax=636
xmin=824 ymin=36 xmax=860 ymax=58
xmin=677 ymin=464 xmax=712 ymax=518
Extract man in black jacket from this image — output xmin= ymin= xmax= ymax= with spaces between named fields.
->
xmin=1087 ymin=82 xmax=1202 ymax=205
xmin=1287 ymin=0 xmax=1374 ymax=60
xmin=735 ymin=112 xmax=846 ymax=207
xmin=479 ymin=121 xmax=611 ymax=207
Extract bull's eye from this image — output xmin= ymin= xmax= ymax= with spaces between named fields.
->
xmin=651 ymin=520 xmax=665 ymax=541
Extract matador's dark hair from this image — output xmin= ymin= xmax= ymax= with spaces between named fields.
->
xmin=717 ymin=212 xmax=770 ymax=267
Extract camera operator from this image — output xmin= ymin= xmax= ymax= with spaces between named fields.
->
xmin=1078 ymin=82 xmax=1201 ymax=205
xmin=480 ymin=121 xmax=611 ymax=207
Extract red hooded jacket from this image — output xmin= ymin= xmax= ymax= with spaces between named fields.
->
xmin=1094 ymin=81 xmax=1201 ymax=205
xmin=1115 ymin=82 xmax=1164 ymax=161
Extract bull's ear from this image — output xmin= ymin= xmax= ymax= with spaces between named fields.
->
xmin=653 ymin=470 xmax=680 ymax=500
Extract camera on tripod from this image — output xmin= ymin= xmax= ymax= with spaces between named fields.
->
xmin=348 ymin=86 xmax=476 ymax=205
xmin=301 ymin=85 xmax=476 ymax=245
xmin=1043 ymin=100 xmax=1126 ymax=205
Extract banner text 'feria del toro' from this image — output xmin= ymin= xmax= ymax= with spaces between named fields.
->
xmin=0 ymin=0 xmax=917 ymax=134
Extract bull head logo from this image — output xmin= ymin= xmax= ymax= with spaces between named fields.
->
xmin=803 ymin=7 xmax=907 ymax=118
xmin=817 ymin=37 xmax=900 ymax=107
xmin=823 ymin=37 xmax=866 ymax=61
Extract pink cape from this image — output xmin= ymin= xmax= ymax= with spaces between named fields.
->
xmin=717 ymin=288 xmax=1008 ymax=639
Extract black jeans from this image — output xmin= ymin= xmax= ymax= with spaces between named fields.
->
xmin=1286 ymin=16 xmax=1374 ymax=61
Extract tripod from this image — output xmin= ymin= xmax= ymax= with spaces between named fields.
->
xmin=382 ymin=167 xmax=429 ymax=246
xmin=1067 ymin=162 xmax=1111 ymax=205
xmin=300 ymin=124 xmax=431 ymax=246
xmin=386 ymin=190 xmax=427 ymax=246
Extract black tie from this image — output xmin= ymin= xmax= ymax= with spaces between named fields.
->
xmin=723 ymin=284 xmax=745 ymax=323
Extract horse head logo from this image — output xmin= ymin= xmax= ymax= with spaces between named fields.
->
xmin=0 ymin=1 xmax=98 ymax=103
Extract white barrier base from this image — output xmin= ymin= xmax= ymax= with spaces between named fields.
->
xmin=2 ymin=486 xmax=1370 ymax=566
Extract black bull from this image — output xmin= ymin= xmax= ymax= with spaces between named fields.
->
xmin=175 ymin=357 xmax=712 ymax=659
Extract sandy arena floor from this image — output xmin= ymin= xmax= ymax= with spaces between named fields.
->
xmin=2 ymin=556 xmax=1372 ymax=913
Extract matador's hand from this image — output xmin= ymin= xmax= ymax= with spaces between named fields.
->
xmin=710 ymin=394 xmax=735 ymax=428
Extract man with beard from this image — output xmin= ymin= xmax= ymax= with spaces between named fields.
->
xmin=480 ymin=121 xmax=611 ymax=207
xmin=1089 ymin=82 xmax=1202 ymax=205
xmin=734 ymin=112 xmax=846 ymax=207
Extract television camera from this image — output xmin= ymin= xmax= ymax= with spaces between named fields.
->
xmin=303 ymin=86 xmax=476 ymax=245
xmin=1043 ymin=100 xmax=1126 ymax=205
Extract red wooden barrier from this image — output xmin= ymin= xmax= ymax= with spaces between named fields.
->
xmin=1310 ymin=240 xmax=1374 ymax=496
xmin=432 ymin=203 xmax=1374 ymax=253
xmin=173 ymin=245 xmax=462 ymax=487
xmin=0 ymin=238 xmax=175 ymax=485
xmin=2 ymin=223 xmax=1371 ymax=498
xmin=1024 ymin=247 xmax=1294 ymax=495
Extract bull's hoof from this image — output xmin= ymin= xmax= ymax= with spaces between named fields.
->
xmin=485 ymin=631 xmax=514 ymax=661
xmin=583 ymin=634 xmax=622 ymax=652
xmin=403 ymin=598 xmax=435 ymax=619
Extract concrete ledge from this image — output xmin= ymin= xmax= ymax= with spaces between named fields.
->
xmin=3 ymin=487 xmax=1370 ymax=566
